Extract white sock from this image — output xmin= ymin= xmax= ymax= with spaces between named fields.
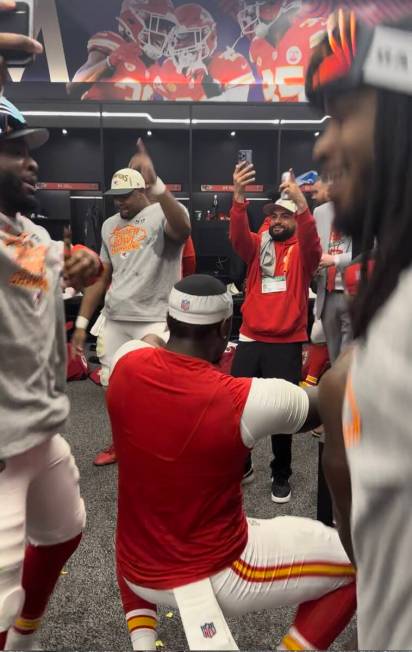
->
xmin=126 ymin=609 xmax=157 ymax=651
xmin=130 ymin=628 xmax=157 ymax=651
xmin=5 ymin=629 xmax=38 ymax=651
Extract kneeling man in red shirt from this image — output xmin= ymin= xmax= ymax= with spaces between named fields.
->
xmin=107 ymin=274 xmax=355 ymax=651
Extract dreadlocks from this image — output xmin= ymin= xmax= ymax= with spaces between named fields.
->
xmin=353 ymin=61 xmax=412 ymax=338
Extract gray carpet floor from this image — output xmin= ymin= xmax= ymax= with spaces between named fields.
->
xmin=38 ymin=379 xmax=355 ymax=650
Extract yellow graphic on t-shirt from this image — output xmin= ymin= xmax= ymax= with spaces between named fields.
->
xmin=6 ymin=233 xmax=49 ymax=291
xmin=110 ymin=224 xmax=147 ymax=256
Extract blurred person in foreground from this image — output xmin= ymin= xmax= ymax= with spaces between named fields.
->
xmin=0 ymin=87 xmax=101 ymax=652
xmin=106 ymin=274 xmax=356 ymax=651
xmin=306 ymin=9 xmax=412 ymax=649
xmin=0 ymin=5 xmax=102 ymax=650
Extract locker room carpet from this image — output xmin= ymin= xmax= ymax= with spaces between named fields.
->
xmin=38 ymin=379 xmax=356 ymax=651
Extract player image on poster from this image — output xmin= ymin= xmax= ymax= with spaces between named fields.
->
xmin=18 ymin=0 xmax=412 ymax=102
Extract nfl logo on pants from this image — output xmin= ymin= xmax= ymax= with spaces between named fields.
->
xmin=201 ymin=622 xmax=217 ymax=639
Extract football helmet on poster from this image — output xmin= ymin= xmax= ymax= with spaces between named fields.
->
xmin=238 ymin=1 xmax=301 ymax=38
xmin=169 ymin=4 xmax=218 ymax=72
xmin=237 ymin=0 xmax=265 ymax=36
xmin=117 ymin=0 xmax=177 ymax=60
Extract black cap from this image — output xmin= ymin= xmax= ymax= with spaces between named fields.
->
xmin=0 ymin=97 xmax=49 ymax=149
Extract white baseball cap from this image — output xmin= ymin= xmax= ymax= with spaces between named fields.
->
xmin=274 ymin=198 xmax=297 ymax=214
xmin=105 ymin=168 xmax=146 ymax=196
xmin=263 ymin=198 xmax=298 ymax=217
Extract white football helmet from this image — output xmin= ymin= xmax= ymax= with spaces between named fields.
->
xmin=168 ymin=4 xmax=218 ymax=72
xmin=118 ymin=0 xmax=177 ymax=60
xmin=238 ymin=1 xmax=302 ymax=38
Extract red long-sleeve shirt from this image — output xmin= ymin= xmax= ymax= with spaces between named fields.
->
xmin=229 ymin=201 xmax=321 ymax=343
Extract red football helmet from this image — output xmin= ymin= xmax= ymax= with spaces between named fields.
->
xmin=237 ymin=1 xmax=301 ymax=37
xmin=169 ymin=4 xmax=218 ymax=72
xmin=118 ymin=0 xmax=177 ymax=60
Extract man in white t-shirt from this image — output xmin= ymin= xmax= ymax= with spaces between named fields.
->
xmin=0 ymin=96 xmax=101 ymax=651
xmin=72 ymin=140 xmax=190 ymax=465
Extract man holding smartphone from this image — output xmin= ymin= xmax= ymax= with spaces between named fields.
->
xmin=230 ymin=162 xmax=321 ymax=503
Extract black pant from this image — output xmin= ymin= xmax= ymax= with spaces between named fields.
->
xmin=232 ymin=341 xmax=302 ymax=479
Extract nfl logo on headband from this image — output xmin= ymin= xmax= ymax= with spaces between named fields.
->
xmin=168 ymin=277 xmax=233 ymax=326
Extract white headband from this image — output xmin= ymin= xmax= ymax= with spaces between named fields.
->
xmin=364 ymin=25 xmax=412 ymax=96
xmin=168 ymin=287 xmax=233 ymax=325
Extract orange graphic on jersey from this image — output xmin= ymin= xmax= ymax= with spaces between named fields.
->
xmin=110 ymin=224 xmax=147 ymax=256
xmin=343 ymin=373 xmax=362 ymax=448
xmin=6 ymin=234 xmax=49 ymax=291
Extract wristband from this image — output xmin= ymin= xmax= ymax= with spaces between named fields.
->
xmin=75 ymin=316 xmax=89 ymax=330
xmin=150 ymin=176 xmax=166 ymax=197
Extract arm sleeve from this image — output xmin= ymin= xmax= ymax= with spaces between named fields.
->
xmin=240 ymin=377 xmax=309 ymax=448
xmin=333 ymin=252 xmax=352 ymax=272
xmin=110 ymin=340 xmax=152 ymax=379
xmin=229 ymin=200 xmax=258 ymax=264
xmin=297 ymin=208 xmax=322 ymax=278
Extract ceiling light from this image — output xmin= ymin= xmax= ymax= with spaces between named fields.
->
xmin=230 ymin=131 xmax=236 ymax=137
xmin=280 ymin=116 xmax=330 ymax=125
xmin=192 ymin=119 xmax=280 ymax=125
xmin=147 ymin=130 xmax=152 ymax=136
xmin=314 ymin=131 xmax=320 ymax=137
xmin=62 ymin=128 xmax=68 ymax=135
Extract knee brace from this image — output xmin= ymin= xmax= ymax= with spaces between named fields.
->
xmin=0 ymin=586 xmax=25 ymax=631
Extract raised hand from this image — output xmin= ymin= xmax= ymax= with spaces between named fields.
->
xmin=128 ymin=138 xmax=157 ymax=188
xmin=233 ymin=161 xmax=256 ymax=203
xmin=279 ymin=168 xmax=308 ymax=214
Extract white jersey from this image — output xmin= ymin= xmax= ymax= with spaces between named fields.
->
xmin=0 ymin=213 xmax=69 ymax=458
xmin=343 ymin=265 xmax=412 ymax=649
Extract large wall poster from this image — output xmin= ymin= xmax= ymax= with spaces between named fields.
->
xmin=13 ymin=0 xmax=412 ymax=102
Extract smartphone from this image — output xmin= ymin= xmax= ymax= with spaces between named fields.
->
xmin=238 ymin=149 xmax=253 ymax=165
xmin=281 ymin=171 xmax=291 ymax=199
xmin=0 ymin=1 xmax=34 ymax=67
